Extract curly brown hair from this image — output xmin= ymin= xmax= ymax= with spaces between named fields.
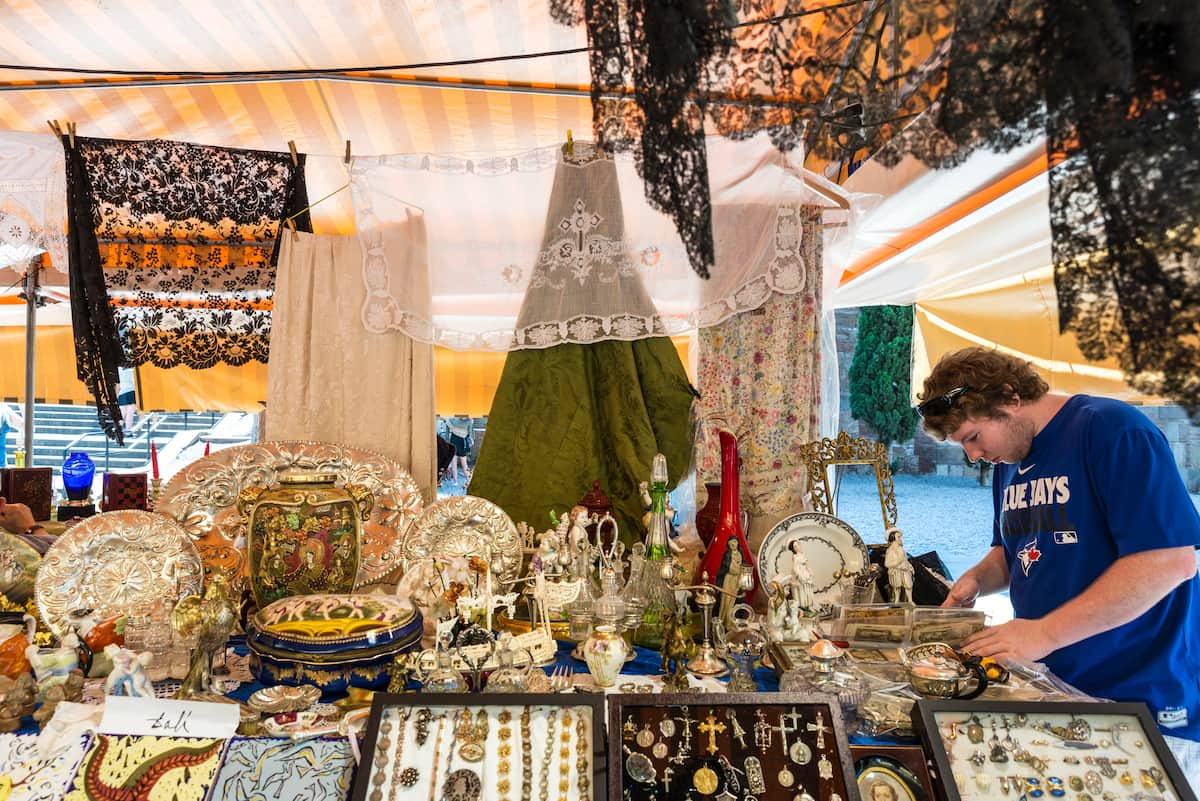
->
xmin=918 ymin=347 xmax=1049 ymax=440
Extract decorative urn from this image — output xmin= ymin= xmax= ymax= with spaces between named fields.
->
xmin=238 ymin=471 xmax=373 ymax=607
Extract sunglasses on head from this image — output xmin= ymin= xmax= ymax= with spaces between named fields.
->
xmin=916 ymin=385 xmax=971 ymax=418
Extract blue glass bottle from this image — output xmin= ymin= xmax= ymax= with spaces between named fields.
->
xmin=62 ymin=451 xmax=96 ymax=501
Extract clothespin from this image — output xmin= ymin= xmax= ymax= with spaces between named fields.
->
xmin=344 ymin=140 xmax=352 ymax=165
xmin=287 ymin=140 xmax=298 ymax=167
xmin=563 ymin=129 xmax=574 ymax=157
xmin=46 ymin=119 xmax=62 ymax=138
xmin=67 ymin=122 xmax=76 ymax=149
xmin=284 ymin=217 xmax=298 ymax=243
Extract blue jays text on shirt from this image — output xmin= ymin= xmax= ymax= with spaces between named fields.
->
xmin=1000 ymin=474 xmax=1077 ymax=541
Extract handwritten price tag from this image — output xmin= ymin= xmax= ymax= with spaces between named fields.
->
xmin=99 ymin=696 xmax=239 ymax=738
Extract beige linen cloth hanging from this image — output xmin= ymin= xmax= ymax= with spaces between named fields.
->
xmin=267 ymin=229 xmax=436 ymax=499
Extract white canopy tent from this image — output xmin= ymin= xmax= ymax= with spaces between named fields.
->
xmin=0 ymin=0 xmax=1139 ymax=434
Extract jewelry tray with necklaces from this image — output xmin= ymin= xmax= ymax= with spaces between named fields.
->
xmin=608 ymin=692 xmax=861 ymax=801
xmin=349 ymin=692 xmax=607 ymax=801
xmin=912 ymin=699 xmax=1199 ymax=801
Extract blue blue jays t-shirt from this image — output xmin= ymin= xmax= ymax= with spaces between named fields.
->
xmin=992 ymin=395 xmax=1200 ymax=740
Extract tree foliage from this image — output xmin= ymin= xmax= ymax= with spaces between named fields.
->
xmin=849 ymin=306 xmax=918 ymax=446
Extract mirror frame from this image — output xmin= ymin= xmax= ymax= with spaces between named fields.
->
xmin=799 ymin=432 xmax=898 ymax=538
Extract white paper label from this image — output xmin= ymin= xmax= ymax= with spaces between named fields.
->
xmin=98 ymin=696 xmax=239 ymax=739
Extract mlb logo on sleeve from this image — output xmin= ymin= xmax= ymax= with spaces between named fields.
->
xmin=1053 ymin=530 xmax=1078 ymax=544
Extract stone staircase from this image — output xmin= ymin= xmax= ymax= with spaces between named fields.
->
xmin=3 ymin=403 xmax=222 ymax=475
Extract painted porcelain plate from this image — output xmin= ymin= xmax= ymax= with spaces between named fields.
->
xmin=156 ymin=441 xmax=423 ymax=588
xmin=35 ymin=510 xmax=203 ymax=637
xmin=402 ymin=495 xmax=522 ymax=583
xmin=757 ymin=512 xmax=868 ymax=607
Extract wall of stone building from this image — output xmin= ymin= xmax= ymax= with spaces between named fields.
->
xmin=834 ymin=307 xmax=1200 ymax=490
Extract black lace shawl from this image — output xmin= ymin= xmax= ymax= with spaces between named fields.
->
xmin=557 ymin=0 xmax=1200 ymax=415
xmin=63 ymin=136 xmax=311 ymax=443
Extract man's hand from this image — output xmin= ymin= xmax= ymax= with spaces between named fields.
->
xmin=961 ymin=619 xmax=1058 ymax=664
xmin=0 ymin=497 xmax=36 ymax=535
xmin=941 ymin=573 xmax=981 ymax=607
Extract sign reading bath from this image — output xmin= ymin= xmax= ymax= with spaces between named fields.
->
xmin=99 ymin=695 xmax=239 ymax=738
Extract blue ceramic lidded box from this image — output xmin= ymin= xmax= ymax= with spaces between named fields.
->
xmin=245 ymin=593 xmax=422 ymax=696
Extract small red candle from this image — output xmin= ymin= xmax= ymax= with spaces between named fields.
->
xmin=150 ymin=442 xmax=160 ymax=479
xmin=203 ymin=441 xmax=211 ymax=456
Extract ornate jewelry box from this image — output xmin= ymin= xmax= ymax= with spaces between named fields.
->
xmin=911 ymin=699 xmax=1198 ymax=801
xmin=245 ymin=593 xmax=423 ymax=695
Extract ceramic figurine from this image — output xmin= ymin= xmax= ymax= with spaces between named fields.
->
xmin=173 ymin=574 xmax=237 ymax=699
xmin=534 ymin=530 xmax=563 ymax=576
xmin=103 ymin=645 xmax=154 ymax=697
xmin=25 ymin=632 xmax=80 ymax=700
xmin=884 ymin=527 xmax=915 ymax=604
xmin=0 ymin=613 xmax=36 ymax=679
xmin=786 ymin=539 xmax=817 ymax=613
xmin=765 ymin=581 xmax=788 ymax=641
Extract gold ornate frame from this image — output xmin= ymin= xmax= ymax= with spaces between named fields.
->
xmin=798 ymin=432 xmax=898 ymax=539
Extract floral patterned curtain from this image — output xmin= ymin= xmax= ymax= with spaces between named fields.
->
xmin=695 ymin=205 xmax=822 ymax=516
xmin=62 ymin=136 xmax=311 ymax=443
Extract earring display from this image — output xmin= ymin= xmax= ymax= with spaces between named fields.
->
xmin=912 ymin=700 xmax=1199 ymax=801
xmin=608 ymin=692 xmax=860 ymax=801
xmin=350 ymin=693 xmax=606 ymax=801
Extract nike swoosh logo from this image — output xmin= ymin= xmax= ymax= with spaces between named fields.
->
xmin=1016 ymin=463 xmax=1036 ymax=475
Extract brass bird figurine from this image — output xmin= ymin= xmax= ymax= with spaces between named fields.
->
xmin=172 ymin=574 xmax=236 ymax=700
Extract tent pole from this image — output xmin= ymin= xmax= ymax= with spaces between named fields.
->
xmin=22 ymin=255 xmax=38 ymax=465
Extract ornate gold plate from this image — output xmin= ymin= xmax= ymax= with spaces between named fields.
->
xmin=156 ymin=441 xmax=423 ymax=588
xmin=402 ymin=495 xmax=523 ymax=583
xmin=35 ymin=510 xmax=203 ymax=637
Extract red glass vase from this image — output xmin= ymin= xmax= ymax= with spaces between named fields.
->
xmin=696 ymin=430 xmax=760 ymax=603
xmin=694 ymin=482 xmax=722 ymax=548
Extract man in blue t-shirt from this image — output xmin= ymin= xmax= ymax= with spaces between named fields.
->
xmin=918 ymin=347 xmax=1200 ymax=783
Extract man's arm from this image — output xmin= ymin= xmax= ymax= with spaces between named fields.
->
xmin=963 ymin=546 xmax=1198 ymax=663
xmin=941 ymin=546 xmax=1009 ymax=607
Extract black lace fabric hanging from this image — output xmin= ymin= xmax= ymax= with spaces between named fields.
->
xmin=62 ymin=136 xmax=311 ymax=443
xmin=557 ymin=0 xmax=1200 ymax=415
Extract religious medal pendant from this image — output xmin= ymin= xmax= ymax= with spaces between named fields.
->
xmin=789 ymin=738 xmax=812 ymax=765
xmin=777 ymin=763 xmax=795 ymax=788
xmin=794 ymin=785 xmax=815 ymax=801
xmin=693 ymin=765 xmax=719 ymax=796
xmin=652 ymin=741 xmax=669 ymax=760
xmin=744 ymin=757 xmax=766 ymax=794
xmin=637 ymin=722 xmax=655 ymax=749
xmin=966 ymin=715 xmax=984 ymax=744
xmin=817 ymin=754 xmax=833 ymax=781
xmin=659 ymin=716 xmax=676 ymax=740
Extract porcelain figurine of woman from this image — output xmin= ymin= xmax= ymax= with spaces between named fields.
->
xmin=787 ymin=540 xmax=816 ymax=614
xmin=885 ymin=527 xmax=915 ymax=604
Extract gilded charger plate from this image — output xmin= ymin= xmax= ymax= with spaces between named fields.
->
xmin=156 ymin=441 xmax=423 ymax=588
xmin=35 ymin=510 xmax=203 ymax=637
xmin=757 ymin=511 xmax=868 ymax=609
xmin=402 ymin=495 xmax=522 ymax=583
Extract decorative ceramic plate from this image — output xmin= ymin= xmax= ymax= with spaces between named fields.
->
xmin=247 ymin=684 xmax=322 ymax=714
xmin=401 ymin=495 xmax=522 ymax=583
xmin=156 ymin=441 xmax=424 ymax=588
xmin=756 ymin=512 xmax=868 ymax=607
xmin=35 ymin=510 xmax=203 ymax=637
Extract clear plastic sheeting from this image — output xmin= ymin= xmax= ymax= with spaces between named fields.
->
xmin=351 ymin=132 xmax=856 ymax=350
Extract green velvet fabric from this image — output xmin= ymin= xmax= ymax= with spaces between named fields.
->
xmin=469 ymin=337 xmax=696 ymax=539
